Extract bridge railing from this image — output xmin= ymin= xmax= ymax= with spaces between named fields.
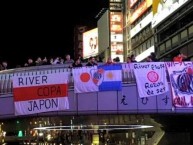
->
xmin=0 ymin=63 xmax=136 ymax=95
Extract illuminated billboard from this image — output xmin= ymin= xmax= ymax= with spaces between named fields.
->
xmin=152 ymin=0 xmax=189 ymax=28
xmin=129 ymin=0 xmax=139 ymax=8
xmin=130 ymin=0 xmax=152 ymax=24
xmin=83 ymin=28 xmax=98 ymax=59
xmin=111 ymin=34 xmax=123 ymax=42
xmin=110 ymin=12 xmax=123 ymax=62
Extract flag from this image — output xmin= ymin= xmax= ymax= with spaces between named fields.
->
xmin=133 ymin=62 xmax=169 ymax=98
xmin=13 ymin=72 xmax=69 ymax=115
xmin=165 ymin=61 xmax=193 ymax=108
xmin=72 ymin=64 xmax=122 ymax=93
xmin=98 ymin=64 xmax=122 ymax=91
xmin=72 ymin=66 xmax=99 ymax=93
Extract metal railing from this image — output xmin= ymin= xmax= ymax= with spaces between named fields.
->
xmin=0 ymin=63 xmax=136 ymax=95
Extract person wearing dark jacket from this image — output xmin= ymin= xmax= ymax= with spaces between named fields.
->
xmin=85 ymin=56 xmax=97 ymax=66
xmin=72 ymin=58 xmax=83 ymax=68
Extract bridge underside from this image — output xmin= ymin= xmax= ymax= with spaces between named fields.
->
xmin=0 ymin=114 xmax=192 ymax=145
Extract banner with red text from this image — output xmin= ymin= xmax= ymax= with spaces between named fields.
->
xmin=165 ymin=61 xmax=193 ymax=108
xmin=132 ymin=62 xmax=169 ymax=98
xmin=13 ymin=72 xmax=69 ymax=115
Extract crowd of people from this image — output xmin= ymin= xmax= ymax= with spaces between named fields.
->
xmin=0 ymin=51 xmax=188 ymax=71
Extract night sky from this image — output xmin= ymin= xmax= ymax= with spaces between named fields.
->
xmin=1 ymin=0 xmax=109 ymax=68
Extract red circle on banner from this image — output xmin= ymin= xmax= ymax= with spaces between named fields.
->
xmin=147 ymin=71 xmax=159 ymax=82
xmin=80 ymin=73 xmax=90 ymax=82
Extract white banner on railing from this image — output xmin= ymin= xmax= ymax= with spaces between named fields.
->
xmin=132 ymin=62 xmax=169 ymax=98
xmin=165 ymin=61 xmax=193 ymax=108
xmin=13 ymin=72 xmax=69 ymax=115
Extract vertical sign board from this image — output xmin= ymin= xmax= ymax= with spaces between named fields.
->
xmin=109 ymin=0 xmax=124 ymax=62
xmin=110 ymin=12 xmax=124 ymax=62
xmin=13 ymin=72 xmax=69 ymax=116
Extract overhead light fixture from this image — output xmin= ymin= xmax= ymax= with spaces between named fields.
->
xmin=34 ymin=124 xmax=153 ymax=131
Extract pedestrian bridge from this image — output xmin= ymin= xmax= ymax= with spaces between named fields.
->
xmin=0 ymin=63 xmax=192 ymax=119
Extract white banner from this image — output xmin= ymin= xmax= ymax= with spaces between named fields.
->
xmin=166 ymin=61 xmax=193 ymax=108
xmin=13 ymin=72 xmax=69 ymax=115
xmin=133 ymin=62 xmax=169 ymax=98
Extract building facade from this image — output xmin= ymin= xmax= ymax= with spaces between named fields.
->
xmin=123 ymin=0 xmax=193 ymax=62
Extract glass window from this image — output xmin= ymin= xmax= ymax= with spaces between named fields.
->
xmin=142 ymin=42 xmax=146 ymax=51
xmin=147 ymin=39 xmax=150 ymax=48
xmin=136 ymin=48 xmax=139 ymax=56
xmin=139 ymin=45 xmax=143 ymax=54
xmin=181 ymin=46 xmax=188 ymax=56
xmin=181 ymin=29 xmax=188 ymax=40
xmin=150 ymin=37 xmax=154 ymax=46
xmin=166 ymin=39 xmax=171 ymax=51
xmin=187 ymin=42 xmax=193 ymax=57
xmin=188 ymin=24 xmax=193 ymax=38
xmin=159 ymin=43 xmax=165 ymax=54
xmin=172 ymin=35 xmax=179 ymax=47
xmin=154 ymin=35 xmax=157 ymax=43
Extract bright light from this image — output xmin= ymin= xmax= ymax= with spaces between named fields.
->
xmin=83 ymin=28 xmax=98 ymax=59
xmin=47 ymin=134 xmax=51 ymax=140
xmin=34 ymin=124 xmax=153 ymax=131
xmin=38 ymin=132 xmax=44 ymax=136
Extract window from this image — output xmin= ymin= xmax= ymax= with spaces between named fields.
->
xmin=147 ymin=39 xmax=150 ymax=48
xmin=142 ymin=42 xmax=146 ymax=51
xmin=139 ymin=45 xmax=143 ymax=54
xmin=181 ymin=29 xmax=188 ymax=42
xmin=150 ymin=37 xmax=154 ymax=46
xmin=159 ymin=43 xmax=165 ymax=54
xmin=187 ymin=42 xmax=193 ymax=57
xmin=166 ymin=39 xmax=171 ymax=51
xmin=172 ymin=35 xmax=179 ymax=47
xmin=188 ymin=24 xmax=193 ymax=38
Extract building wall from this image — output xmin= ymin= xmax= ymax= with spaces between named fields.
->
xmin=125 ymin=0 xmax=154 ymax=61
xmin=154 ymin=0 xmax=193 ymax=61
xmin=124 ymin=0 xmax=193 ymax=61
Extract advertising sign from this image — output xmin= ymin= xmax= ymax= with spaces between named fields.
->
xmin=130 ymin=0 xmax=153 ymax=24
xmin=110 ymin=12 xmax=123 ymax=62
xmin=83 ymin=28 xmax=98 ymax=59
xmin=110 ymin=0 xmax=122 ymax=11
xmin=152 ymin=0 xmax=189 ymax=28
xmin=130 ymin=0 xmax=139 ymax=8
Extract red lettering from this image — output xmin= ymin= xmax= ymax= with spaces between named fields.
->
xmin=191 ymin=96 xmax=193 ymax=105
xmin=173 ymin=96 xmax=188 ymax=107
